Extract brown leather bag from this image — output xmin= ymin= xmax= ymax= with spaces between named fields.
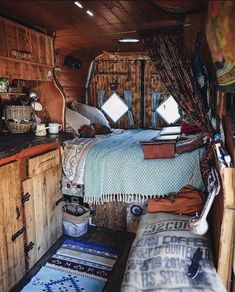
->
xmin=148 ymin=185 xmax=205 ymax=215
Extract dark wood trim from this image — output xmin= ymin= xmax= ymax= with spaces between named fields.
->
xmin=140 ymin=60 xmax=145 ymax=128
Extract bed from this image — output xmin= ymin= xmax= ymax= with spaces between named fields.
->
xmin=62 ymin=129 xmax=205 ymax=204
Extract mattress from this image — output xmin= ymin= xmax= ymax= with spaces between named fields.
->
xmin=62 ymin=129 xmax=205 ymax=203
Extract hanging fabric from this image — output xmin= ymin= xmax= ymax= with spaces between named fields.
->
xmin=124 ymin=90 xmax=134 ymax=127
xmin=97 ymin=89 xmax=105 ymax=109
xmin=85 ymin=60 xmax=96 ymax=104
xmin=151 ymin=91 xmax=161 ymax=128
xmin=137 ymin=25 xmax=213 ymax=136
xmin=206 ymin=1 xmax=235 ymax=88
xmin=192 ymin=33 xmax=209 ymax=110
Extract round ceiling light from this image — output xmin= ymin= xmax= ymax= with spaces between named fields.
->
xmin=118 ymin=38 xmax=139 ymax=43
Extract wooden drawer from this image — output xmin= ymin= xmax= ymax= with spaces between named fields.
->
xmin=28 ymin=148 xmax=60 ymax=177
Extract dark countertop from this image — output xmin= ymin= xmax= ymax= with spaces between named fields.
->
xmin=0 ymin=131 xmax=74 ymax=159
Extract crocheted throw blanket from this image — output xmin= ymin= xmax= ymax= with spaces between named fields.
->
xmin=63 ymin=130 xmax=205 ymax=203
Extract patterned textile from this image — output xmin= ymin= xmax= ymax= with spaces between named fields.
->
xmin=63 ymin=129 xmax=123 ymax=186
xmin=121 ymin=212 xmax=226 ymax=292
xmin=79 ymin=125 xmax=96 ymax=138
xmin=192 ymin=34 xmax=208 ymax=108
xmin=92 ymin=123 xmax=112 ymax=135
xmin=61 ymin=175 xmax=83 ymax=197
xmin=206 ymin=1 xmax=235 ymax=87
xmin=22 ymin=239 xmax=119 ymax=292
xmin=176 ymin=133 xmax=206 ymax=154
xmin=138 ymin=25 xmax=213 ymax=136
xmin=63 ymin=136 xmax=105 ymax=185
xmin=84 ymin=130 xmax=205 ymax=203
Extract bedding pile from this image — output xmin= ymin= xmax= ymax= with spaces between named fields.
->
xmin=63 ymin=129 xmax=205 ymax=203
xmin=121 ymin=212 xmax=226 ymax=292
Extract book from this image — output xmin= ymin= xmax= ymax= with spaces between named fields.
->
xmin=152 ymin=134 xmax=179 ymax=141
xmin=160 ymin=126 xmax=181 ymax=136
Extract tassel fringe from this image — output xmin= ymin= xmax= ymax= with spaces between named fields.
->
xmin=83 ymin=193 xmax=159 ymax=205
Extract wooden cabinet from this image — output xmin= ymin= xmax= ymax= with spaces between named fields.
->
xmin=0 ymin=16 xmax=53 ymax=81
xmin=0 ymin=161 xmax=26 ymax=291
xmin=23 ymin=150 xmax=62 ymax=269
xmin=0 ymin=145 xmax=63 ymax=291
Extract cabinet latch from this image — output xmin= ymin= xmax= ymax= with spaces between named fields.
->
xmin=21 ymin=192 xmax=31 ymax=205
xmin=25 ymin=241 xmax=34 ymax=255
xmin=11 ymin=225 xmax=26 ymax=241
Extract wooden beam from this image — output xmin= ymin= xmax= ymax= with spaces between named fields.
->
xmin=140 ymin=60 xmax=145 ymax=128
xmin=217 ymin=167 xmax=235 ymax=291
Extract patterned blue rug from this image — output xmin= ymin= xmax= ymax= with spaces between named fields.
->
xmin=21 ymin=239 xmax=119 ymax=292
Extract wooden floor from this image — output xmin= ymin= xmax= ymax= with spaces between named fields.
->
xmin=12 ymin=226 xmax=135 ymax=292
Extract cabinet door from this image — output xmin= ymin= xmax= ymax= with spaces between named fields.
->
xmin=23 ymin=164 xmax=62 ymax=269
xmin=0 ymin=161 xmax=26 ymax=292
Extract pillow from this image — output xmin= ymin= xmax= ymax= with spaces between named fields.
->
xmin=71 ymin=101 xmax=110 ymax=128
xmin=66 ymin=107 xmax=90 ymax=133
xmin=176 ymin=133 xmax=205 ymax=154
xmin=79 ymin=125 xmax=96 ymax=138
xmin=181 ymin=121 xmax=201 ymax=135
xmin=92 ymin=123 xmax=112 ymax=135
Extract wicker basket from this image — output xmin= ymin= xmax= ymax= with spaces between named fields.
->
xmin=5 ymin=105 xmax=32 ymax=120
xmin=6 ymin=121 xmax=32 ymax=133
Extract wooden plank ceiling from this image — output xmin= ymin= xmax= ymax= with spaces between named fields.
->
xmin=0 ymin=0 xmax=207 ymax=54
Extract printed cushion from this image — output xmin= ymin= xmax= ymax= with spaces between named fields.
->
xmin=61 ymin=175 xmax=83 ymax=197
xmin=92 ymin=123 xmax=112 ymax=135
xmin=71 ymin=101 xmax=111 ymax=129
xmin=121 ymin=212 xmax=226 ymax=292
xmin=66 ymin=107 xmax=90 ymax=133
xmin=176 ymin=133 xmax=205 ymax=154
xmin=181 ymin=121 xmax=201 ymax=135
xmin=79 ymin=125 xmax=96 ymax=138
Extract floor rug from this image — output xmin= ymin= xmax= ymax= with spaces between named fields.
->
xmin=21 ymin=239 xmax=119 ymax=292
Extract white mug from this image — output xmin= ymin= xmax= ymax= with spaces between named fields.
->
xmin=48 ymin=123 xmax=62 ymax=134
xmin=36 ymin=124 xmax=47 ymax=136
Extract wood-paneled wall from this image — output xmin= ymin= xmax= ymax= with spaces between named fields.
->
xmin=54 ymin=47 xmax=94 ymax=104
xmin=89 ymin=53 xmax=166 ymax=129
xmin=0 ymin=16 xmax=53 ymax=81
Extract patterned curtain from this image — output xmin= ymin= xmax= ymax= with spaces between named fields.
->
xmin=97 ymin=89 xmax=105 ymax=109
xmin=151 ymin=91 xmax=161 ymax=128
xmin=206 ymin=1 xmax=235 ymax=88
xmin=138 ymin=25 xmax=213 ymax=136
xmin=124 ymin=90 xmax=134 ymax=127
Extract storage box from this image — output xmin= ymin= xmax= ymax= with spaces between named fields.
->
xmin=141 ymin=140 xmax=176 ymax=159
xmin=62 ymin=210 xmax=90 ymax=237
